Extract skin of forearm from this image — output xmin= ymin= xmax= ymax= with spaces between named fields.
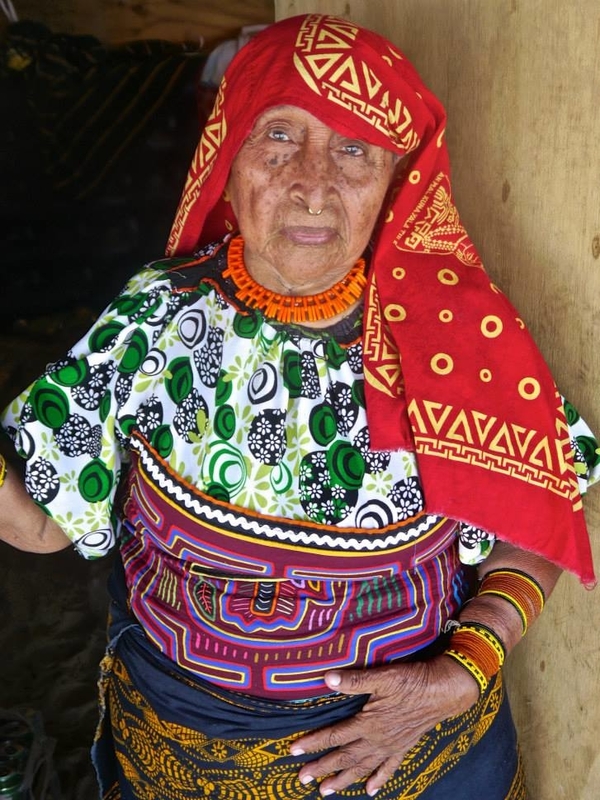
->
xmin=0 ymin=467 xmax=71 ymax=553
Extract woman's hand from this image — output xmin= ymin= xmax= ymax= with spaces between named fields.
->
xmin=290 ymin=656 xmax=479 ymax=797
xmin=290 ymin=543 xmax=562 ymax=797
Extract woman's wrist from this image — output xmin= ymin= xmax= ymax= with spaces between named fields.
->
xmin=429 ymin=652 xmax=481 ymax=714
xmin=455 ymin=594 xmax=524 ymax=655
xmin=442 ymin=619 xmax=506 ymax=697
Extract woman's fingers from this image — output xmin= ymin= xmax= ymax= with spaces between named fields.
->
xmin=323 ymin=664 xmax=411 ymax=697
xmin=364 ymin=756 xmax=404 ymax=797
xmin=292 ymin=663 xmax=428 ymax=758
xmin=297 ymin=740 xmax=402 ymax=797
xmin=291 ymin=658 xmax=480 ymax=795
xmin=291 ymin=715 xmax=367 ymax=761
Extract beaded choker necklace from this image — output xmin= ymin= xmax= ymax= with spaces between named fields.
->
xmin=224 ymin=236 xmax=366 ymax=324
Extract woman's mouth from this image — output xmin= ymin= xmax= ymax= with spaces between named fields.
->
xmin=283 ymin=226 xmax=338 ymax=246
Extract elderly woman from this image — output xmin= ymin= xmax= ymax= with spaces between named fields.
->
xmin=0 ymin=13 xmax=598 ymax=800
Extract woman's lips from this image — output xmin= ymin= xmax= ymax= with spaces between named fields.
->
xmin=283 ymin=226 xmax=337 ymax=246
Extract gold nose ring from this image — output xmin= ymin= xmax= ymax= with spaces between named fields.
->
xmin=307 ymin=207 xmax=323 ymax=216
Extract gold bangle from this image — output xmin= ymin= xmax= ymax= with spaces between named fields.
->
xmin=478 ymin=568 xmax=545 ymax=636
xmin=0 ymin=454 xmax=6 ymax=488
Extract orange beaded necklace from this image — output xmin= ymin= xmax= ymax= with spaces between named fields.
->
xmin=224 ymin=236 xmax=366 ymax=324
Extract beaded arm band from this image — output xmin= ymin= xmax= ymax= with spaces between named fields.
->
xmin=443 ymin=621 xmax=506 ymax=695
xmin=0 ymin=454 xmax=6 ymax=488
xmin=478 ymin=568 xmax=546 ymax=636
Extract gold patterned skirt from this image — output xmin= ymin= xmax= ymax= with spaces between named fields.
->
xmin=92 ymin=622 xmax=526 ymax=800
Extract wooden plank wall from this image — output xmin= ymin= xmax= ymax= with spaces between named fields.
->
xmin=274 ymin=3 xmax=600 ymax=799
xmin=0 ymin=0 xmax=274 ymax=45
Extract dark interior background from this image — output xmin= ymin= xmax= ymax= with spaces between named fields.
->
xmin=0 ymin=19 xmax=214 ymax=798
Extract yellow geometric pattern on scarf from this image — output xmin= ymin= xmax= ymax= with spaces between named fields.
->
xmin=168 ymin=81 xmax=228 ymax=252
xmin=293 ymin=16 xmax=420 ymax=152
xmin=363 ymin=276 xmax=404 ymax=398
xmin=106 ymin=656 xmax=515 ymax=799
xmin=393 ymin=173 xmax=482 ymax=268
xmin=409 ymin=397 xmax=582 ymax=505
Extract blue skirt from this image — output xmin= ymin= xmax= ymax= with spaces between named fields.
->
xmin=92 ymin=569 xmax=526 ymax=800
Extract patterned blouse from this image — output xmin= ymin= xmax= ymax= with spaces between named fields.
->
xmin=3 ymin=236 xmax=599 ymax=697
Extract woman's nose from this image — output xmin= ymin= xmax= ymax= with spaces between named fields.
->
xmin=291 ymin=142 xmax=336 ymax=210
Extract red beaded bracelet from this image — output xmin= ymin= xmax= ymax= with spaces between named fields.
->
xmin=444 ymin=621 xmax=506 ymax=695
xmin=478 ymin=568 xmax=545 ymax=636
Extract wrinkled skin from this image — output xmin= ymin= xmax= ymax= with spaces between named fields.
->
xmin=226 ymin=105 xmax=398 ymax=296
xmin=290 ymin=656 xmax=478 ymax=797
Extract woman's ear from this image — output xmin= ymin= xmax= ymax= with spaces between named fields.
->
xmin=223 ymin=176 xmax=236 ymax=216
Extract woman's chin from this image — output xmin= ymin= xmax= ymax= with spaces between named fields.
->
xmin=262 ymin=235 xmax=356 ymax=291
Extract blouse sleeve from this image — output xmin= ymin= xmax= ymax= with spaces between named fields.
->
xmin=564 ymin=398 xmax=600 ymax=493
xmin=0 ymin=264 xmax=175 ymax=560
xmin=457 ymin=397 xmax=600 ymax=566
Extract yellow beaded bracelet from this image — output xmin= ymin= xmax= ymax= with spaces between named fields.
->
xmin=0 ymin=454 xmax=6 ymax=488
xmin=444 ymin=621 xmax=506 ymax=695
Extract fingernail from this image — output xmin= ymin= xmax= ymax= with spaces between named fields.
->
xmin=326 ymin=671 xmax=341 ymax=687
xmin=290 ymin=746 xmax=305 ymax=755
xmin=321 ymin=790 xmax=335 ymax=797
xmin=300 ymin=774 xmax=314 ymax=785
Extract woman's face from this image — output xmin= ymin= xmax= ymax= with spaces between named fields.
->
xmin=226 ymin=106 xmax=398 ymax=295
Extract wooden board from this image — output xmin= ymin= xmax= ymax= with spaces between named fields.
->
xmin=1 ymin=0 xmax=275 ymax=44
xmin=276 ymin=3 xmax=600 ymax=798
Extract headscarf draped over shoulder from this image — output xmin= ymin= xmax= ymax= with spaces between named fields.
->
xmin=167 ymin=14 xmax=595 ymax=585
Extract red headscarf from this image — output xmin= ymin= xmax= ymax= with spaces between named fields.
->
xmin=167 ymin=14 xmax=594 ymax=585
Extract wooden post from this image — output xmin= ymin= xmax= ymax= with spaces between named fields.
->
xmin=276 ymin=3 xmax=600 ymax=798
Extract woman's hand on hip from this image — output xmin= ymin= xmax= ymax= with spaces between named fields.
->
xmin=290 ymin=656 xmax=479 ymax=797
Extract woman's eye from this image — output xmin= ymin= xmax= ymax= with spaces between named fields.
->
xmin=268 ymin=128 xmax=291 ymax=142
xmin=342 ymin=143 xmax=367 ymax=157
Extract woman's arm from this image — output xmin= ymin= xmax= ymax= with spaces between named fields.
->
xmin=0 ymin=455 xmax=71 ymax=553
xmin=457 ymin=540 xmax=561 ymax=656
xmin=290 ymin=542 xmax=561 ymax=797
